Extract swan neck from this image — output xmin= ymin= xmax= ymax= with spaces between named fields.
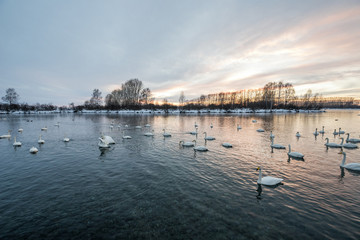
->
xmin=340 ymin=138 xmax=344 ymax=145
xmin=341 ymin=153 xmax=346 ymax=166
xmin=258 ymin=168 xmax=262 ymax=183
xmin=288 ymin=144 xmax=291 ymax=153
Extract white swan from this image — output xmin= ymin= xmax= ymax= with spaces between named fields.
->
xmin=162 ymin=129 xmax=171 ymax=137
xmin=194 ymin=122 xmax=198 ymax=128
xmin=122 ymin=131 xmax=132 ymax=139
xmin=13 ymin=137 xmax=22 ymax=147
xmin=333 ymin=129 xmax=339 ymax=135
xmin=0 ymin=130 xmax=11 ymax=139
xmin=324 ymin=138 xmax=342 ymax=148
xmin=189 ymin=127 xmax=198 ymax=135
xmin=54 ymin=122 xmax=60 ymax=127
xmin=256 ymin=167 xmax=283 ymax=186
xmin=313 ymin=128 xmax=319 ymax=136
xmin=210 ymin=123 xmax=213 ymax=129
xmin=270 ymin=138 xmax=285 ymax=149
xmin=252 ymin=120 xmax=257 ymax=123
xmin=340 ymin=138 xmax=358 ymax=149
xmin=339 ymin=151 xmax=360 ymax=171
xmin=194 ymin=142 xmax=208 ymax=151
xmin=270 ymin=131 xmax=275 ymax=139
xmin=288 ymin=144 xmax=304 ymax=159
xmin=135 ymin=125 xmax=142 ymax=129
xmin=339 ymin=128 xmax=345 ymax=134
xmin=237 ymin=124 xmax=242 ymax=130
xmin=98 ymin=137 xmax=110 ymax=148
xmin=295 ymin=132 xmax=301 ymax=137
xmin=29 ymin=146 xmax=38 ymax=153
xmin=256 ymin=128 xmax=265 ymax=132
xmin=41 ymin=126 xmax=47 ymax=131
xmin=179 ymin=140 xmax=196 ymax=147
xmin=346 ymin=133 xmax=360 ymax=143
xmin=222 ymin=143 xmax=232 ymax=148
xmin=18 ymin=128 xmax=23 ymax=133
xmin=38 ymin=135 xmax=45 ymax=144
xmin=63 ymin=136 xmax=70 ymax=142
xmin=319 ymin=126 xmax=325 ymax=134
xmin=203 ymin=132 xmax=215 ymax=140
xmin=145 ymin=124 xmax=151 ymax=127
xmin=144 ymin=129 xmax=154 ymax=136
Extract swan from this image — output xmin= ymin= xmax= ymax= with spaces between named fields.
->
xmin=135 ymin=125 xmax=142 ymax=129
xmin=18 ymin=128 xmax=23 ymax=133
xmin=110 ymin=125 xmax=114 ymax=130
xmin=54 ymin=122 xmax=60 ymax=127
xmin=179 ymin=140 xmax=196 ymax=147
xmin=288 ymin=144 xmax=304 ymax=159
xmin=122 ymin=131 xmax=132 ymax=139
xmin=29 ymin=146 xmax=38 ymax=154
xmin=189 ymin=127 xmax=198 ymax=135
xmin=270 ymin=131 xmax=275 ymax=139
xmin=237 ymin=124 xmax=242 ymax=130
xmin=346 ymin=133 xmax=360 ymax=143
xmin=41 ymin=126 xmax=47 ymax=131
xmin=38 ymin=135 xmax=45 ymax=144
xmin=145 ymin=124 xmax=151 ymax=127
xmin=100 ymin=133 xmax=115 ymax=144
xmin=295 ymin=132 xmax=301 ymax=137
xmin=339 ymin=128 xmax=345 ymax=134
xmin=324 ymin=138 xmax=342 ymax=148
xmin=340 ymin=138 xmax=358 ymax=149
xmin=319 ymin=126 xmax=325 ymax=134
xmin=98 ymin=137 xmax=110 ymax=148
xmin=63 ymin=136 xmax=70 ymax=142
xmin=13 ymin=137 xmax=22 ymax=147
xmin=194 ymin=122 xmax=198 ymax=128
xmin=194 ymin=141 xmax=208 ymax=152
xmin=339 ymin=151 xmax=360 ymax=171
xmin=222 ymin=143 xmax=232 ymax=148
xmin=203 ymin=132 xmax=215 ymax=140
xmin=210 ymin=123 xmax=213 ymax=129
xmin=313 ymin=128 xmax=319 ymax=136
xmin=162 ymin=129 xmax=171 ymax=137
xmin=256 ymin=167 xmax=283 ymax=186
xmin=252 ymin=120 xmax=257 ymax=123
xmin=144 ymin=129 xmax=154 ymax=136
xmin=270 ymin=138 xmax=286 ymax=149
xmin=0 ymin=130 xmax=11 ymax=139
xmin=333 ymin=129 xmax=339 ymax=135
xmin=256 ymin=129 xmax=265 ymax=132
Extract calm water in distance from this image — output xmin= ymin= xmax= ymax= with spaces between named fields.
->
xmin=0 ymin=110 xmax=360 ymax=239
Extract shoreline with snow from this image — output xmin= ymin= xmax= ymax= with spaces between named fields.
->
xmin=0 ymin=108 xmax=330 ymax=115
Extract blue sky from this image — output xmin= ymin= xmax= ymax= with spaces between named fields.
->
xmin=1 ymin=0 xmax=359 ymax=105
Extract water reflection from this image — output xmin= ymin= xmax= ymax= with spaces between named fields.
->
xmin=256 ymin=184 xmax=262 ymax=199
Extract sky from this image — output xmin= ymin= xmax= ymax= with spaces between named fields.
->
xmin=0 ymin=0 xmax=360 ymax=106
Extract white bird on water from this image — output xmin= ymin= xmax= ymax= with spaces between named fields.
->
xmin=194 ymin=141 xmax=208 ymax=151
xmin=288 ymin=144 xmax=304 ymax=159
xmin=29 ymin=146 xmax=38 ymax=154
xmin=340 ymin=138 xmax=358 ymax=149
xmin=339 ymin=151 xmax=360 ymax=171
xmin=99 ymin=133 xmax=115 ymax=144
xmin=203 ymin=132 xmax=215 ymax=140
xmin=162 ymin=129 xmax=171 ymax=137
xmin=179 ymin=140 xmax=196 ymax=147
xmin=0 ymin=130 xmax=11 ymax=139
xmin=13 ymin=137 xmax=22 ymax=147
xmin=270 ymin=138 xmax=285 ymax=149
xmin=313 ymin=128 xmax=319 ymax=136
xmin=237 ymin=124 xmax=241 ymax=130
xmin=122 ymin=131 xmax=132 ymax=139
xmin=222 ymin=143 xmax=232 ymax=148
xmin=18 ymin=128 xmax=23 ymax=133
xmin=38 ymin=135 xmax=45 ymax=144
xmin=144 ymin=129 xmax=154 ymax=136
xmin=189 ymin=127 xmax=198 ymax=135
xmin=270 ymin=131 xmax=275 ymax=139
xmin=338 ymin=128 xmax=345 ymax=134
xmin=256 ymin=167 xmax=283 ymax=186
xmin=324 ymin=138 xmax=342 ymax=148
xmin=41 ymin=126 xmax=47 ymax=131
xmin=256 ymin=129 xmax=265 ymax=132
xmin=319 ymin=126 xmax=325 ymax=134
xmin=345 ymin=133 xmax=360 ymax=143
xmin=295 ymin=132 xmax=301 ymax=137
xmin=333 ymin=129 xmax=339 ymax=135
xmin=98 ymin=137 xmax=110 ymax=148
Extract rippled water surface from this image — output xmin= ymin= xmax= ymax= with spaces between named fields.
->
xmin=1 ymin=110 xmax=360 ymax=239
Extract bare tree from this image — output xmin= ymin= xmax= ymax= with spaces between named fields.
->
xmin=2 ymin=88 xmax=19 ymax=105
xmin=89 ymin=89 xmax=102 ymax=106
xmin=140 ymin=88 xmax=151 ymax=105
xmin=179 ymin=91 xmax=185 ymax=107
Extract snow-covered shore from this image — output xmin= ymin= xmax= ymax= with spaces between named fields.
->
xmin=0 ymin=108 xmax=327 ymax=115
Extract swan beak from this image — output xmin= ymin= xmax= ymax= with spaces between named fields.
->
xmin=338 ymin=151 xmax=343 ymax=154
xmin=256 ymin=167 xmax=260 ymax=171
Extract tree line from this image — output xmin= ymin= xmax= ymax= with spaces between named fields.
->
xmin=1 ymin=80 xmax=359 ymax=112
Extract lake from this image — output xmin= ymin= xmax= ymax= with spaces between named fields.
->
xmin=0 ymin=110 xmax=360 ymax=239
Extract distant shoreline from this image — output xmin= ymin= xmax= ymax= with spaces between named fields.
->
xmin=0 ymin=108 xmax=332 ymax=115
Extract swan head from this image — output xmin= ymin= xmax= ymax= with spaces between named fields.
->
xmin=192 ymin=140 xmax=196 ymax=143
xmin=256 ymin=167 xmax=261 ymax=171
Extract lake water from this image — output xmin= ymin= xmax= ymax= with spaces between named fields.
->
xmin=0 ymin=110 xmax=360 ymax=239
